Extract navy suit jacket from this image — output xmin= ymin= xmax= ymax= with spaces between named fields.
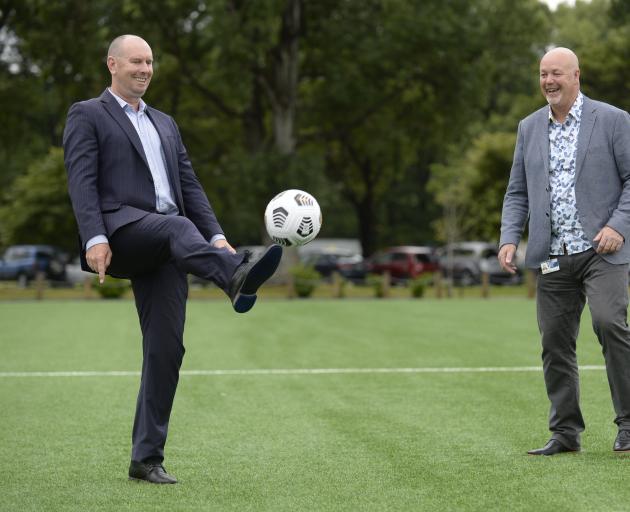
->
xmin=63 ymin=89 xmax=223 ymax=269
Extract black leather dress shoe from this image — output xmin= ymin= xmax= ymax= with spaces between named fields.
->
xmin=128 ymin=460 xmax=177 ymax=484
xmin=613 ymin=430 xmax=630 ymax=452
xmin=229 ymin=244 xmax=282 ymax=313
xmin=527 ymin=439 xmax=579 ymax=456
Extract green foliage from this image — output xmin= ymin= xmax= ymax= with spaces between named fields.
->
xmin=409 ymin=273 xmax=434 ymax=298
xmin=367 ymin=274 xmax=387 ymax=298
xmin=428 ymin=132 xmax=516 ymax=243
xmin=94 ymin=275 xmax=130 ymax=299
xmin=289 ymin=263 xmax=319 ymax=298
xmin=553 ymin=0 xmax=630 ymax=112
xmin=1 ymin=0 xmax=628 ymax=257
xmin=0 ymin=147 xmax=77 ymax=253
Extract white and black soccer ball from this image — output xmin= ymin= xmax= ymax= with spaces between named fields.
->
xmin=264 ymin=189 xmax=322 ymax=246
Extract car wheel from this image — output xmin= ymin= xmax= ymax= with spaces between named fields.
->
xmin=17 ymin=273 xmax=28 ymax=288
xmin=458 ymin=270 xmax=475 ymax=287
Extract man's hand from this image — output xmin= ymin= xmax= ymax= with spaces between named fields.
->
xmin=498 ymin=244 xmax=518 ymax=274
xmin=594 ymin=226 xmax=624 ymax=254
xmin=213 ymin=239 xmax=236 ymax=254
xmin=86 ymin=243 xmax=112 ymax=284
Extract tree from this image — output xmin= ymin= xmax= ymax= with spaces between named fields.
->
xmin=553 ymin=0 xmax=630 ymax=112
xmin=429 ymin=132 xmax=517 ymax=243
xmin=0 ymin=147 xmax=77 ymax=253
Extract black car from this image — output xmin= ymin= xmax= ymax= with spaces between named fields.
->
xmin=0 ymin=245 xmax=67 ymax=286
xmin=303 ymin=252 xmax=367 ymax=283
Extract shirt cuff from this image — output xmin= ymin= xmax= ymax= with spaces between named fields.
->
xmin=86 ymin=235 xmax=109 ymax=251
xmin=209 ymin=234 xmax=226 ymax=246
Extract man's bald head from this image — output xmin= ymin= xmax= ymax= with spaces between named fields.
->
xmin=106 ymin=35 xmax=154 ymax=109
xmin=107 ymin=35 xmax=151 ymax=59
xmin=541 ymin=47 xmax=580 ymax=73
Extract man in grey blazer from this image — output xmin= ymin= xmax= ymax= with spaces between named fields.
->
xmin=499 ymin=47 xmax=630 ymax=456
xmin=64 ymin=35 xmax=282 ymax=483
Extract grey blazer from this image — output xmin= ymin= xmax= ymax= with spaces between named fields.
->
xmin=500 ymin=95 xmax=630 ymax=268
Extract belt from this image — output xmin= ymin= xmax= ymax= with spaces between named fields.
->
xmin=550 ymin=243 xmax=568 ymax=257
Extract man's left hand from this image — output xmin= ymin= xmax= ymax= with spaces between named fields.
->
xmin=213 ymin=239 xmax=236 ymax=254
xmin=594 ymin=226 xmax=625 ymax=254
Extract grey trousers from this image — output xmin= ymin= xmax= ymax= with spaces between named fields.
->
xmin=536 ymin=248 xmax=630 ymax=449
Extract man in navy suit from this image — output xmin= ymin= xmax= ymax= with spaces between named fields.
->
xmin=64 ymin=34 xmax=282 ymax=483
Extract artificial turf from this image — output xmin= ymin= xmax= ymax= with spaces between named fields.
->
xmin=1 ymin=298 xmax=628 ymax=511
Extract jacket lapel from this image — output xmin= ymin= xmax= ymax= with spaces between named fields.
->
xmin=536 ymin=107 xmax=550 ymax=176
xmin=575 ymin=95 xmax=597 ymax=182
xmin=99 ymin=90 xmax=151 ymax=171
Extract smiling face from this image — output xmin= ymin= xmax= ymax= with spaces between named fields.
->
xmin=539 ymin=48 xmax=580 ymax=118
xmin=107 ymin=36 xmax=153 ymax=108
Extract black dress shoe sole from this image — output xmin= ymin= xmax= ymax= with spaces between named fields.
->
xmin=128 ymin=476 xmax=177 ymax=484
xmin=527 ymin=439 xmax=580 ymax=456
xmin=233 ymin=245 xmax=282 ymax=313
xmin=527 ymin=450 xmax=579 ymax=456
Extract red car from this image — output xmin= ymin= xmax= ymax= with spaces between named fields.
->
xmin=367 ymin=246 xmax=440 ymax=281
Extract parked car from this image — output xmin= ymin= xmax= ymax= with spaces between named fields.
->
xmin=65 ymin=256 xmax=94 ymax=285
xmin=439 ymin=241 xmax=522 ymax=286
xmin=366 ymin=246 xmax=440 ymax=282
xmin=302 ymin=252 xmax=367 ymax=283
xmin=0 ymin=245 xmax=67 ymax=286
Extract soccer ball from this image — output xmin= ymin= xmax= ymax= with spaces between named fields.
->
xmin=264 ymin=189 xmax=322 ymax=246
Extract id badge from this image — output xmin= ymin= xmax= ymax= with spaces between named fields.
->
xmin=540 ymin=258 xmax=560 ymax=274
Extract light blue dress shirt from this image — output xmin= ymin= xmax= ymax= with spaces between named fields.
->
xmin=86 ymin=89 xmax=224 ymax=250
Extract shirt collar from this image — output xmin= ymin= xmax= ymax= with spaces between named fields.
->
xmin=548 ymin=91 xmax=583 ymax=124
xmin=107 ymin=88 xmax=146 ymax=113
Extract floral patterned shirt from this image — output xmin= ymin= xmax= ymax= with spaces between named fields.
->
xmin=548 ymin=92 xmax=591 ymax=255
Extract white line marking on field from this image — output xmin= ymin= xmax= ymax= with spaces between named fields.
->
xmin=0 ymin=365 xmax=606 ymax=378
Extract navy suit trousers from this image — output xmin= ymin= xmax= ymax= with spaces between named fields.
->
xmin=107 ymin=213 xmax=244 ymax=462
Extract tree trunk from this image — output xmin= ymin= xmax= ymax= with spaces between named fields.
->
xmin=269 ymin=0 xmax=301 ymax=155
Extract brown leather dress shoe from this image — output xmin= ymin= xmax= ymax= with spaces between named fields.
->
xmin=613 ymin=430 xmax=630 ymax=452
xmin=527 ymin=439 xmax=579 ymax=456
xmin=128 ymin=460 xmax=177 ymax=484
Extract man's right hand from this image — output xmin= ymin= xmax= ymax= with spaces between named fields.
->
xmin=86 ymin=243 xmax=112 ymax=284
xmin=498 ymin=243 xmax=518 ymax=274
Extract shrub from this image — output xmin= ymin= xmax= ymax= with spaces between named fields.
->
xmin=290 ymin=264 xmax=320 ymax=298
xmin=367 ymin=274 xmax=387 ymax=298
xmin=94 ymin=275 xmax=130 ymax=299
xmin=409 ymin=273 xmax=434 ymax=298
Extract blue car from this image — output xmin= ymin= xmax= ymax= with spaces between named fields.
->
xmin=0 ymin=245 xmax=67 ymax=287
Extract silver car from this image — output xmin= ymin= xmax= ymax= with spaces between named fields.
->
xmin=439 ymin=241 xmax=523 ymax=286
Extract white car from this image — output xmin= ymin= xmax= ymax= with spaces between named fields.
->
xmin=65 ymin=256 xmax=94 ymax=286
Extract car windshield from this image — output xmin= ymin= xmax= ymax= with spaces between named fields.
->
xmin=4 ymin=247 xmax=31 ymax=261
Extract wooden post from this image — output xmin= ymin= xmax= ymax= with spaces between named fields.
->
xmin=35 ymin=271 xmax=45 ymax=300
xmin=382 ymin=271 xmax=391 ymax=298
xmin=332 ymin=272 xmax=343 ymax=298
xmin=434 ymin=272 xmax=443 ymax=299
xmin=527 ymin=269 xmax=537 ymax=299
xmin=287 ymin=272 xmax=295 ymax=299
xmin=83 ymin=276 xmax=93 ymax=299
xmin=481 ymin=272 xmax=490 ymax=298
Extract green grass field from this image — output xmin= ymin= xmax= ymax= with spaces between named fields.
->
xmin=1 ymin=298 xmax=629 ymax=511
